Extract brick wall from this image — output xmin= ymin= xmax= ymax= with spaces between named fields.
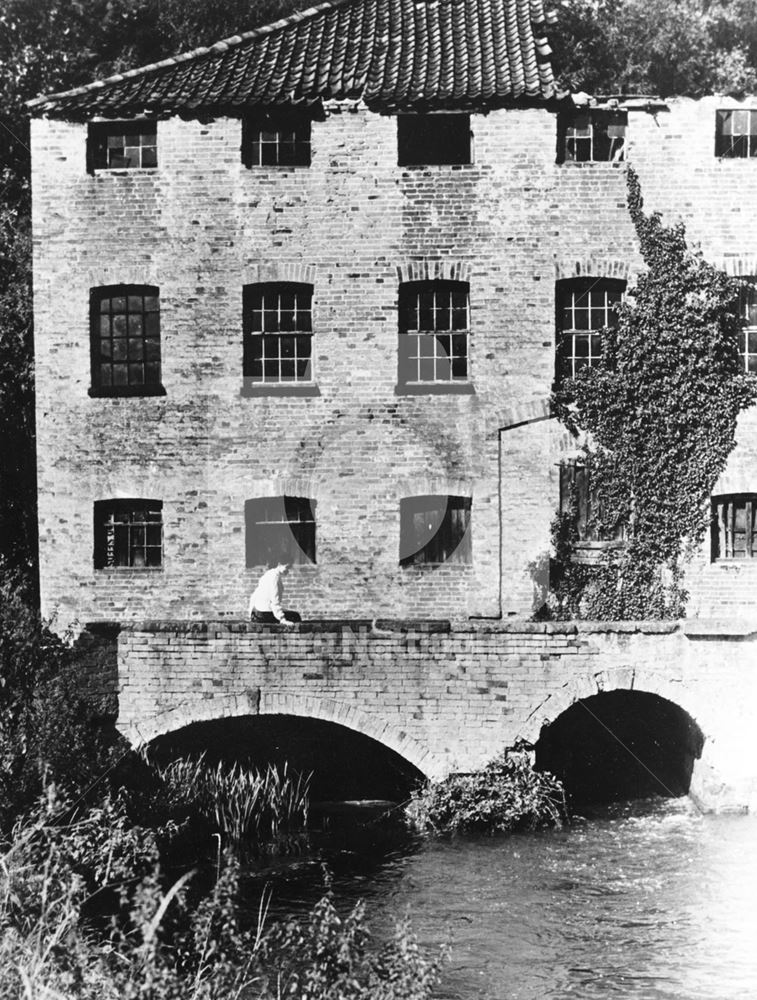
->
xmin=31 ymin=95 xmax=757 ymax=627
xmin=102 ymin=618 xmax=757 ymax=812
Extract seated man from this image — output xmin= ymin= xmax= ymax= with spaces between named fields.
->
xmin=248 ymin=561 xmax=300 ymax=626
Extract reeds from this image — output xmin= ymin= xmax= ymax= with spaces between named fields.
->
xmin=159 ymin=758 xmax=311 ymax=853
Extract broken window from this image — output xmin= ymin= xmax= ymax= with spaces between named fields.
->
xmin=94 ymin=500 xmax=163 ymax=568
xmin=559 ymin=460 xmax=624 ymax=543
xmin=558 ymin=110 xmax=626 ymax=163
xmin=245 ymin=496 xmax=316 ymax=566
xmin=737 ymin=279 xmax=757 ymax=373
xmin=556 ymin=277 xmax=625 ymax=381
xmin=88 ymin=121 xmax=157 ymax=171
xmin=399 ymin=495 xmax=471 ymax=566
xmin=712 ymin=494 xmax=757 ymax=559
xmin=90 ymin=286 xmax=162 ymax=395
xmin=397 ymin=114 xmax=471 ymax=166
xmin=715 ymin=109 xmax=757 ymax=158
xmin=398 ymin=280 xmax=469 ymax=386
xmin=243 ymin=283 xmax=313 ymax=384
xmin=242 ymin=112 xmax=311 ymax=166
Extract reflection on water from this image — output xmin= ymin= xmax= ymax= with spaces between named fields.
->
xmin=245 ymin=798 xmax=757 ymax=1000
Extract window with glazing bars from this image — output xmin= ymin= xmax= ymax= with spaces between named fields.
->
xmin=559 ymin=110 xmax=627 ymax=163
xmin=398 ymin=281 xmax=469 ymax=386
xmin=94 ymin=500 xmax=163 ymax=568
xmin=245 ymin=496 xmax=316 ymax=566
xmin=90 ymin=286 xmax=161 ymax=394
xmin=712 ymin=495 xmax=757 ymax=559
xmin=243 ymin=283 xmax=313 ymax=384
xmin=556 ymin=278 xmax=624 ymax=380
xmin=399 ymin=495 xmax=471 ymax=566
xmin=88 ymin=122 xmax=157 ymax=170
xmin=242 ymin=112 xmax=311 ymax=167
xmin=715 ymin=110 xmax=757 ymax=158
xmin=738 ymin=280 xmax=757 ymax=373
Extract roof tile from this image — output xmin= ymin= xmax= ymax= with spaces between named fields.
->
xmin=29 ymin=0 xmax=556 ymax=116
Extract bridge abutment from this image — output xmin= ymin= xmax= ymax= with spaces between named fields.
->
xmin=81 ymin=618 xmax=757 ymax=813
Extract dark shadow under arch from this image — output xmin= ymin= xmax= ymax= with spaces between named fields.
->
xmin=535 ymin=691 xmax=704 ymax=807
xmin=148 ymin=714 xmax=425 ymax=802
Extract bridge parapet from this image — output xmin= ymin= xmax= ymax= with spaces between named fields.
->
xmin=80 ymin=617 xmax=757 ymax=811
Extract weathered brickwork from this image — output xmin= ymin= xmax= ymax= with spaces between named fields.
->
xmin=31 ymin=95 xmax=757 ymax=626
xmin=103 ymin=619 xmax=757 ymax=812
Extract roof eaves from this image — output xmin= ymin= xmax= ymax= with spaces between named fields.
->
xmin=26 ymin=0 xmax=357 ymax=112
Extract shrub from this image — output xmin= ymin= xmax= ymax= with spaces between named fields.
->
xmin=406 ymin=745 xmax=567 ymax=836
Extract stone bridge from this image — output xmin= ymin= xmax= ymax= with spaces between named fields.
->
xmin=82 ymin=618 xmax=757 ymax=812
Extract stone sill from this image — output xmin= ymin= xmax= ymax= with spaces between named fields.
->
xmin=89 ymin=385 xmax=166 ymax=398
xmin=240 ymin=383 xmax=320 ymax=398
xmin=394 ymin=382 xmax=475 ymax=396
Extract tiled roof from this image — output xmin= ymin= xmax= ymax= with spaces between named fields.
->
xmin=28 ymin=0 xmax=557 ymax=117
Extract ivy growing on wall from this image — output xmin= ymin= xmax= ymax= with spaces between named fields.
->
xmin=549 ymin=167 xmax=757 ymax=620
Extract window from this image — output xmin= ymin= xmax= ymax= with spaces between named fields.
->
xmin=243 ymin=283 xmax=313 ymax=385
xmin=559 ymin=460 xmax=624 ymax=543
xmin=399 ymin=495 xmax=471 ymax=566
xmin=88 ymin=121 xmax=157 ymax=171
xmin=90 ymin=285 xmax=163 ymax=396
xmin=242 ymin=112 xmax=311 ymax=167
xmin=397 ymin=114 xmax=471 ymax=166
xmin=715 ymin=110 xmax=757 ymax=158
xmin=738 ymin=280 xmax=757 ymax=373
xmin=398 ymin=280 xmax=469 ymax=387
xmin=94 ymin=500 xmax=163 ymax=568
xmin=556 ymin=278 xmax=625 ymax=381
xmin=558 ymin=110 xmax=626 ymax=163
xmin=245 ymin=496 xmax=316 ymax=566
xmin=712 ymin=494 xmax=757 ymax=559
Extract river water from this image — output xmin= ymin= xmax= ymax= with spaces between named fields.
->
xmin=251 ymin=797 xmax=757 ymax=1000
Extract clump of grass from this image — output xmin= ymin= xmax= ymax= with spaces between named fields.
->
xmin=406 ymin=744 xmax=568 ymax=836
xmin=0 ymin=803 xmax=444 ymax=1000
xmin=158 ymin=758 xmax=310 ymax=854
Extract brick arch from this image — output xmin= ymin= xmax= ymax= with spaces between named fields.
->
xmin=395 ymin=259 xmax=472 ymax=284
xmin=243 ymin=262 xmax=317 ymax=286
xmin=123 ymin=690 xmax=445 ymax=781
xmin=716 ymin=254 xmax=757 ymax=276
xmin=553 ymin=257 xmax=632 ymax=282
xmin=85 ymin=266 xmax=160 ymax=287
xmin=517 ymin=668 xmax=706 ymax=747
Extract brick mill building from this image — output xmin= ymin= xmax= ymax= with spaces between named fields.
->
xmin=28 ymin=0 xmax=757 ymax=629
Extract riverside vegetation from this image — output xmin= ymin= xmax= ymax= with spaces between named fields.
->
xmin=0 ymin=583 xmax=567 ymax=998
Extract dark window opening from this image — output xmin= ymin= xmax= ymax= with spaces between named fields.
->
xmin=711 ymin=494 xmax=757 ymax=560
xmin=88 ymin=121 xmax=157 ymax=171
xmin=559 ymin=460 xmax=624 ymax=544
xmin=715 ymin=109 xmax=757 ymax=158
xmin=90 ymin=285 xmax=162 ymax=396
xmin=397 ymin=114 xmax=471 ymax=166
xmin=558 ymin=110 xmax=626 ymax=163
xmin=737 ymin=279 xmax=757 ymax=373
xmin=94 ymin=499 xmax=163 ymax=568
xmin=245 ymin=496 xmax=316 ymax=566
xmin=243 ymin=283 xmax=313 ymax=385
xmin=556 ymin=277 xmax=625 ymax=381
xmin=398 ymin=280 xmax=469 ymax=386
xmin=242 ymin=112 xmax=311 ymax=167
xmin=400 ymin=495 xmax=471 ymax=566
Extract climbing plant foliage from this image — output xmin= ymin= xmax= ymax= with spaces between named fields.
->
xmin=549 ymin=167 xmax=757 ymax=620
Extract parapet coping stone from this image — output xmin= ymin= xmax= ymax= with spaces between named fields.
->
xmin=84 ymin=617 xmax=706 ymax=637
